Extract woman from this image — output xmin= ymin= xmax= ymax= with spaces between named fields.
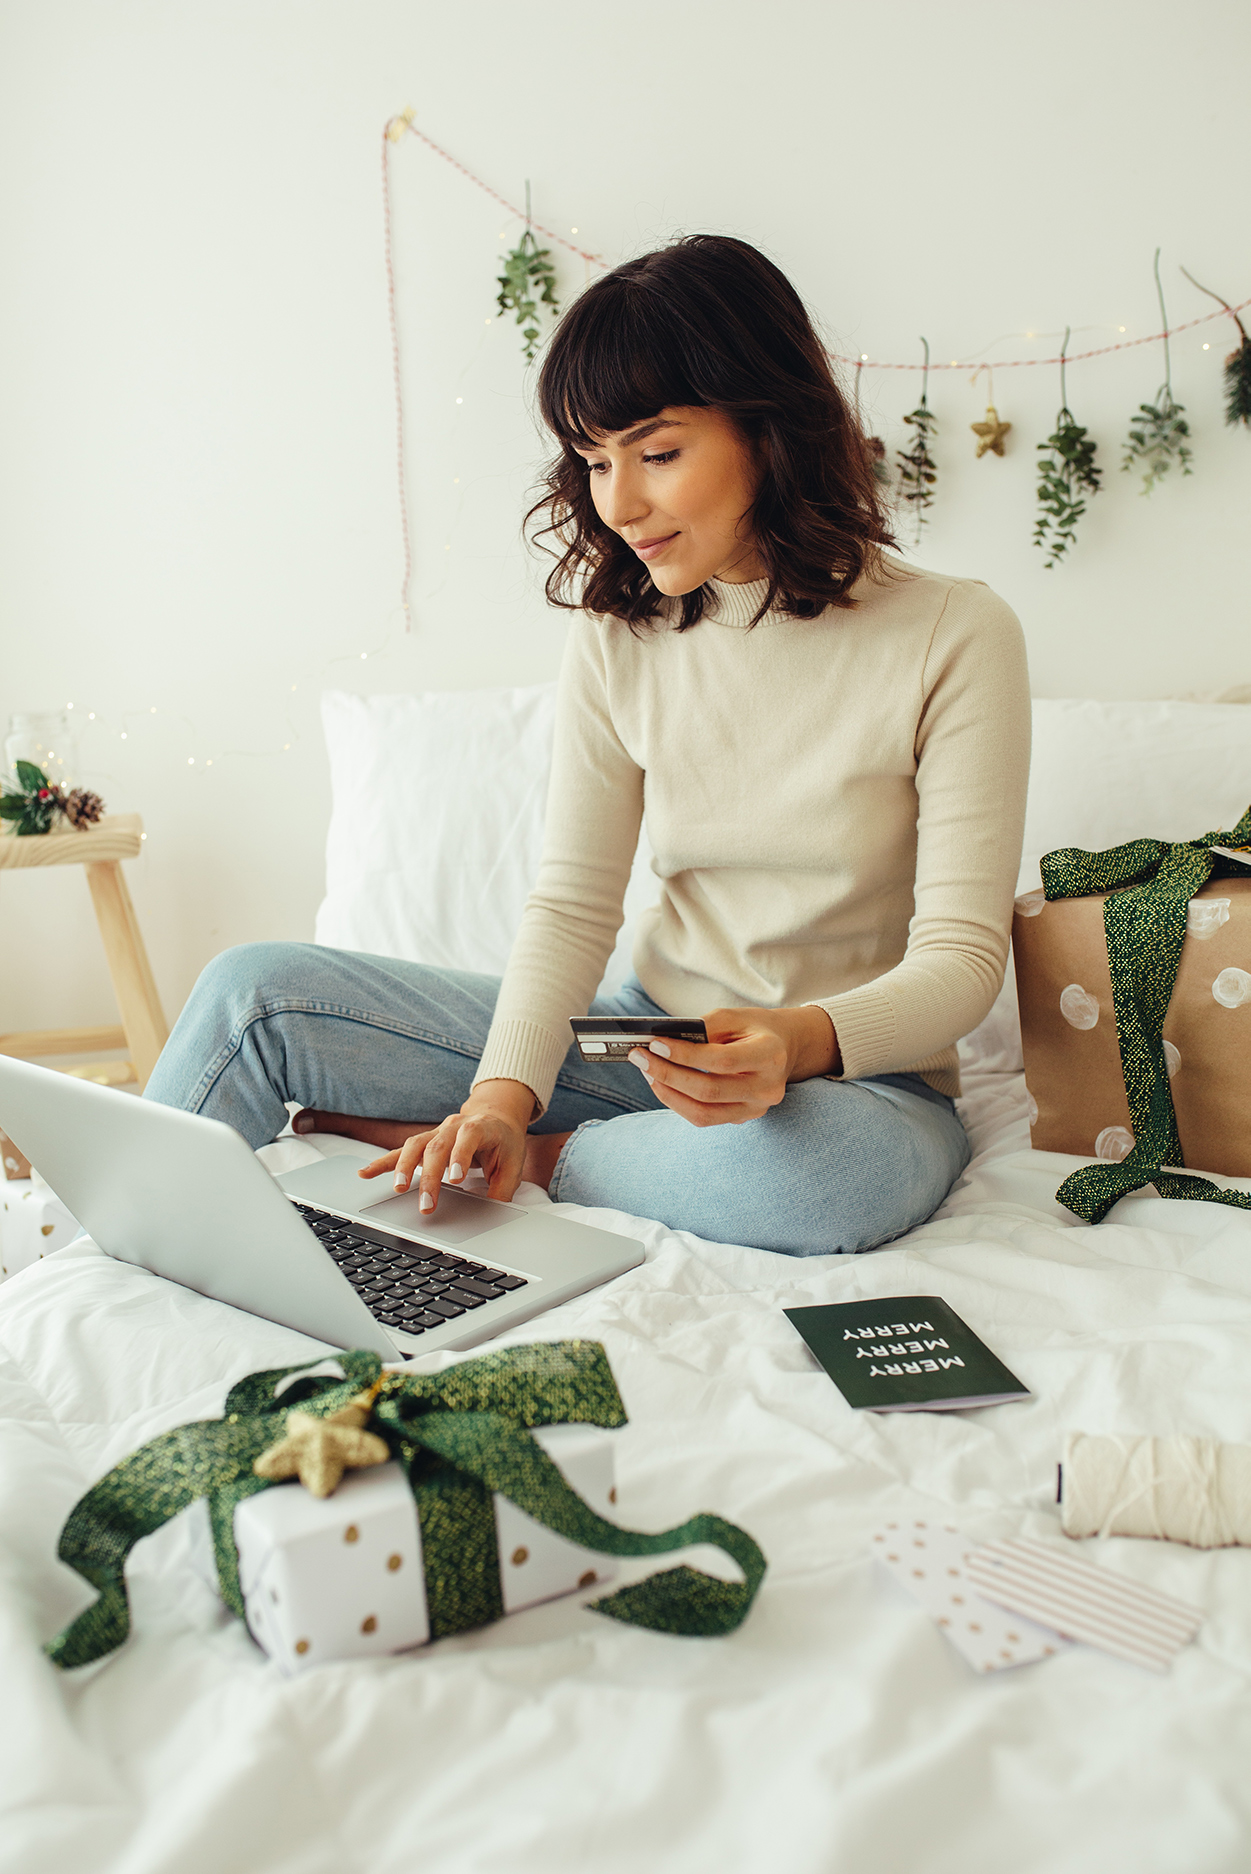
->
xmin=147 ymin=235 xmax=1030 ymax=1256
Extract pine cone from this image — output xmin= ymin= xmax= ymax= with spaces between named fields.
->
xmin=63 ymin=788 xmax=105 ymax=829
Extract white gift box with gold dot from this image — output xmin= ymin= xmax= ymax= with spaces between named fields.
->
xmin=192 ymin=1423 xmax=618 ymax=1674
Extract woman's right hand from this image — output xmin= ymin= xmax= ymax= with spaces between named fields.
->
xmin=355 ymin=1080 xmax=536 ymax=1213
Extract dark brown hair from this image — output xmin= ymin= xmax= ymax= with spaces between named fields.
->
xmin=528 ymin=234 xmax=898 ymax=629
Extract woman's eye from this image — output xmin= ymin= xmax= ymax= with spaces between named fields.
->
xmin=643 ymin=450 xmax=679 ymax=465
xmin=586 ymin=460 xmax=609 ymax=474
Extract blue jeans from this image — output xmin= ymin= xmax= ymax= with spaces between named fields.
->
xmin=145 ymin=942 xmax=971 ymax=1258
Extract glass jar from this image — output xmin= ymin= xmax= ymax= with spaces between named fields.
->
xmin=5 ymin=712 xmax=81 ymax=789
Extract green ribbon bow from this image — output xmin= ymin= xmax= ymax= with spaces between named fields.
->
xmin=1040 ymin=804 xmax=1251 ymax=1225
xmin=47 ymin=1339 xmax=766 ymax=1670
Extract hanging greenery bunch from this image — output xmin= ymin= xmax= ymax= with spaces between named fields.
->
xmin=1181 ymin=266 xmax=1251 ymax=428
xmin=496 ymin=182 xmax=559 ymax=364
xmin=1034 ymin=327 xmax=1102 ymax=568
xmin=896 ymin=338 xmax=938 ymax=536
xmin=1121 ymin=250 xmax=1193 ymax=494
xmin=0 ymin=762 xmax=105 ymax=837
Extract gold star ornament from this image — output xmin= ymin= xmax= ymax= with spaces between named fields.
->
xmin=971 ymin=405 xmax=1012 ymax=458
xmin=253 ymin=1395 xmax=390 ymax=1499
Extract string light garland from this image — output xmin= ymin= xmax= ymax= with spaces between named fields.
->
xmin=380 ymin=108 xmax=1251 ymax=607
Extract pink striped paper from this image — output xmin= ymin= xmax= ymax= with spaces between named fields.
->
xmin=964 ymin=1538 xmax=1202 ymax=1673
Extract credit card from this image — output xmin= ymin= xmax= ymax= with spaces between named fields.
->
xmin=569 ymin=1016 xmax=708 ymax=1063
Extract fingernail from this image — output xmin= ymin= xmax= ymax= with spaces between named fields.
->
xmin=649 ymin=1042 xmax=671 ymax=1059
xmin=449 ymin=1161 xmax=465 ymax=1181
xmin=394 ymin=1172 xmax=408 ymax=1190
xmin=419 ymin=1191 xmax=435 ymax=1212
xmin=293 ymin=1114 xmax=312 ymax=1133
xmin=628 ymin=1050 xmax=649 ymax=1068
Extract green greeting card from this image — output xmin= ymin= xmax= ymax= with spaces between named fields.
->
xmin=785 ymin=1295 xmax=1029 ymax=1412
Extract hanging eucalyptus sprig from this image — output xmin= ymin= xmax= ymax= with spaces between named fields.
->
xmin=1122 ymin=249 xmax=1193 ymax=494
xmin=896 ymin=338 xmax=938 ymax=536
xmin=496 ymin=181 xmax=559 ymax=364
xmin=1180 ymin=266 xmax=1251 ymax=429
xmin=1034 ymin=327 xmax=1102 ymax=568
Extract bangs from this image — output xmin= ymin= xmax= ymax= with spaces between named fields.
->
xmin=539 ymin=282 xmax=705 ymax=447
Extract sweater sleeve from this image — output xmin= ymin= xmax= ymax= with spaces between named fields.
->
xmin=811 ymin=581 xmax=1031 ymax=1080
xmin=472 ymin=618 xmax=644 ymax=1112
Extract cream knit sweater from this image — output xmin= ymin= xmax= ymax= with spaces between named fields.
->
xmin=473 ymin=555 xmax=1030 ymax=1110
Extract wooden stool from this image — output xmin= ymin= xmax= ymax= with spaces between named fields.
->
xmin=0 ymin=814 xmax=169 ymax=1089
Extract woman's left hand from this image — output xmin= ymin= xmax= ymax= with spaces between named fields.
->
xmin=628 ymin=1004 xmax=841 ymax=1127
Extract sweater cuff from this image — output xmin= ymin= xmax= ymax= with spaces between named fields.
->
xmin=472 ymin=1018 xmax=570 ymax=1118
xmin=806 ymin=984 xmax=897 ymax=1082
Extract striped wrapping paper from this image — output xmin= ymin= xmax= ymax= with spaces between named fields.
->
xmin=964 ymin=1538 xmax=1203 ymax=1673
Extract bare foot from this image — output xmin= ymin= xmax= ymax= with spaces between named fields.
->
xmin=521 ymin=1131 xmax=571 ymax=1192
xmin=290 ymin=1109 xmax=432 ymax=1150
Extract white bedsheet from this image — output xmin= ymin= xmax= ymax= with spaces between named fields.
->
xmin=4 ymin=1069 xmax=1251 ymax=1874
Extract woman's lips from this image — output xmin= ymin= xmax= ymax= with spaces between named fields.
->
xmin=630 ymin=534 xmax=679 ymax=561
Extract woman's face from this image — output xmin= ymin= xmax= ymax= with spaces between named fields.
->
xmin=573 ymin=405 xmax=766 ymax=592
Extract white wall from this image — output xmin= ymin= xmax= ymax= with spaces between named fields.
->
xmin=2 ymin=0 xmax=1248 ymax=1041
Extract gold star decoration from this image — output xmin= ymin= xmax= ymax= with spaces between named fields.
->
xmin=253 ymin=1395 xmax=390 ymax=1499
xmin=971 ymin=405 xmax=1012 ymax=458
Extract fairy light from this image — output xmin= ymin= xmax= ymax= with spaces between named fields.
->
xmin=455 ymin=397 xmax=463 ymax=404
xmin=1203 ymin=342 xmax=1210 ymax=350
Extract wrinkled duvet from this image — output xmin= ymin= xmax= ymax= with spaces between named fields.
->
xmin=3 ymin=1066 xmax=1251 ymax=1874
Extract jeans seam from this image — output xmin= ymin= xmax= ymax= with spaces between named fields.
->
xmin=185 ymin=998 xmax=490 ymax=1115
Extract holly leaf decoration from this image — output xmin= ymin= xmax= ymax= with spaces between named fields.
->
xmin=0 ymin=760 xmax=84 ymax=836
xmin=497 ymin=230 xmax=560 ymax=364
xmin=14 ymin=759 xmax=50 ymax=793
xmin=1034 ymin=408 xmax=1101 ymax=567
xmin=1121 ymin=386 xmax=1193 ymax=494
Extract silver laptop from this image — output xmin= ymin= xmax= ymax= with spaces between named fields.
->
xmin=0 ymin=1056 xmax=644 ymax=1358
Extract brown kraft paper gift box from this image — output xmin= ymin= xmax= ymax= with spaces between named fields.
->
xmin=1013 ymin=876 xmax=1251 ymax=1177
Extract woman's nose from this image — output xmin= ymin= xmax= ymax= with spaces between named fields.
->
xmin=598 ymin=468 xmax=648 ymax=535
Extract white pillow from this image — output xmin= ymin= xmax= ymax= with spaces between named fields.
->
xmin=960 ymin=698 xmax=1251 ymax=1073
xmin=314 ymin=687 xmax=656 ymax=996
xmin=1018 ymin=699 xmax=1250 ymax=892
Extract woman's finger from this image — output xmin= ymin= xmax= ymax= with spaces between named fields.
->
xmin=647 ymin=1076 xmax=764 ymax=1127
xmin=393 ymin=1128 xmax=436 ymax=1193
xmin=359 ymin=1147 xmax=402 ymax=1180
xmin=414 ymin=1118 xmax=469 ymax=1211
xmin=630 ymin=1050 xmax=759 ymax=1105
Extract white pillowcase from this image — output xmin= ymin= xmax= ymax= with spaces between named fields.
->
xmin=315 ymin=688 xmax=1249 ymax=1067
xmin=314 ymin=687 xmax=656 ymax=996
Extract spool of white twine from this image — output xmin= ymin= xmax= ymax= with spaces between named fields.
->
xmin=1061 ymin=1431 xmax=1251 ymax=1548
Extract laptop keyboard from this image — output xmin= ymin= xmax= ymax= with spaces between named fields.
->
xmin=291 ymin=1201 xmax=528 ymax=1336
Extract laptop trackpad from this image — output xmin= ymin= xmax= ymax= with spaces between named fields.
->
xmin=359 ymin=1185 xmax=520 ymax=1246
xmin=276 ymin=1156 xmax=520 ymax=1247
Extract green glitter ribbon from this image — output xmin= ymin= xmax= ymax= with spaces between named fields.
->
xmin=47 ymin=1339 xmax=766 ymax=1669
xmin=1040 ymin=804 xmax=1251 ymax=1225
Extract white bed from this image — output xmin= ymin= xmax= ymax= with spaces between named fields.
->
xmin=2 ymin=692 xmax=1249 ymax=1874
